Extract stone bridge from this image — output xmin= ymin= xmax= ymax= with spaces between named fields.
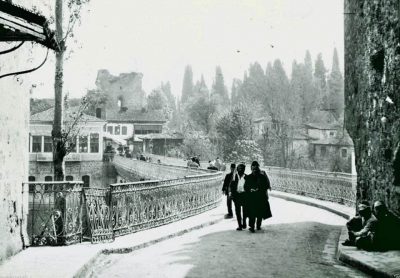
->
xmin=24 ymin=156 xmax=356 ymax=246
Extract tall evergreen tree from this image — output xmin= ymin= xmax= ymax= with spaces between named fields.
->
xmin=327 ymin=48 xmax=344 ymax=118
xmin=289 ymin=60 xmax=304 ymax=120
xmin=161 ymin=81 xmax=176 ymax=111
xmin=314 ymin=53 xmax=327 ymax=108
xmin=314 ymin=53 xmax=327 ymax=90
xmin=195 ymin=74 xmax=209 ymax=99
xmin=230 ymin=78 xmax=242 ymax=106
xmin=211 ymin=66 xmax=229 ymax=112
xmin=299 ymin=50 xmax=318 ymax=122
xmin=181 ymin=65 xmax=194 ymax=105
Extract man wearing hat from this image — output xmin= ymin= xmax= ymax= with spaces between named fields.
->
xmin=342 ymin=201 xmax=376 ymax=247
xmin=244 ymin=161 xmax=272 ymax=232
xmin=368 ymin=201 xmax=400 ymax=250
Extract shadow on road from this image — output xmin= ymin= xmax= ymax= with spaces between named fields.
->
xmin=166 ymin=221 xmax=356 ymax=278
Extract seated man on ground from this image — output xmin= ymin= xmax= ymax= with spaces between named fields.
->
xmin=369 ymin=201 xmax=400 ymax=251
xmin=342 ymin=201 xmax=373 ymax=246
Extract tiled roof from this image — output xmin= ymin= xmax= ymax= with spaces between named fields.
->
xmin=31 ymin=107 xmax=105 ymax=123
xmin=106 ymin=109 xmax=166 ymax=123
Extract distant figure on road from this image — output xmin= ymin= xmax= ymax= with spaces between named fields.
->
xmin=187 ymin=157 xmax=199 ymax=168
xmin=244 ymin=161 xmax=272 ymax=233
xmin=195 ymin=155 xmax=201 ymax=167
xmin=342 ymin=201 xmax=374 ymax=246
xmin=207 ymin=160 xmax=218 ymax=171
xmin=139 ymin=154 xmax=146 ymax=161
xmin=222 ymin=163 xmax=235 ymax=218
xmin=230 ymin=163 xmax=248 ymax=230
xmin=215 ymin=157 xmax=222 ymax=171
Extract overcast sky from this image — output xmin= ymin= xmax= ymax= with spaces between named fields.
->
xmin=27 ymin=0 xmax=344 ymax=100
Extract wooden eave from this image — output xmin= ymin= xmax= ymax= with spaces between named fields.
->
xmin=0 ymin=1 xmax=59 ymax=51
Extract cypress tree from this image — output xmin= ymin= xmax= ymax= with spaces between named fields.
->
xmin=181 ymin=65 xmax=194 ymax=105
xmin=327 ymin=48 xmax=344 ymax=118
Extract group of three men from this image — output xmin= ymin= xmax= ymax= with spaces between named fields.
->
xmin=222 ymin=161 xmax=272 ymax=233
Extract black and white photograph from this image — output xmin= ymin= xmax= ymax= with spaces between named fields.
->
xmin=0 ymin=0 xmax=399 ymax=277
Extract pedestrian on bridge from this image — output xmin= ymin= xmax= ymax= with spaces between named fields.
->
xmin=222 ymin=163 xmax=235 ymax=218
xmin=244 ymin=161 xmax=272 ymax=233
xmin=230 ymin=163 xmax=248 ymax=230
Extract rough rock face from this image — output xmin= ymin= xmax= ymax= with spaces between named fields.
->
xmin=344 ymin=0 xmax=400 ymax=215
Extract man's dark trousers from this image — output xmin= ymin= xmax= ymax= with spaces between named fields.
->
xmin=233 ymin=192 xmax=247 ymax=227
xmin=249 ymin=216 xmax=262 ymax=229
xmin=226 ymin=194 xmax=233 ymax=216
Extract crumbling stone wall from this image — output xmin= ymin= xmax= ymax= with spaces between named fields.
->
xmin=95 ymin=69 xmax=147 ymax=113
xmin=344 ymin=0 xmax=400 ymax=215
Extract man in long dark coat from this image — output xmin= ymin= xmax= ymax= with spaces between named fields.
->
xmin=244 ymin=161 xmax=272 ymax=232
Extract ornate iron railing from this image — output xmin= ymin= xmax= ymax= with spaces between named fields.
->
xmin=263 ymin=166 xmax=356 ymax=207
xmin=109 ymin=172 xmax=222 ymax=237
xmin=83 ymin=187 xmax=114 ymax=243
xmin=82 ymin=172 xmax=222 ymax=242
xmin=23 ymin=181 xmax=83 ymax=246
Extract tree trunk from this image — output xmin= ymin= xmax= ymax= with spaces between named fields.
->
xmin=53 ymin=0 xmax=65 ymax=181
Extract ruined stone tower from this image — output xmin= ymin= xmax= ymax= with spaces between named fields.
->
xmin=95 ymin=69 xmax=147 ymax=115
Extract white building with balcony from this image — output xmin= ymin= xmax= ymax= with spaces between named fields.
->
xmin=28 ymin=107 xmax=114 ymax=187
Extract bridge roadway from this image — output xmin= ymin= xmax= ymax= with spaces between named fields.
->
xmin=91 ymin=198 xmax=366 ymax=278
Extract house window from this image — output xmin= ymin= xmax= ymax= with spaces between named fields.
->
xmin=69 ymin=137 xmax=77 ymax=153
xmin=107 ymin=126 xmax=113 ymax=134
xmin=321 ymin=146 xmax=327 ymax=156
xmin=45 ymin=176 xmax=53 ymax=181
xmin=28 ymin=176 xmax=36 ymax=182
xmin=122 ymin=126 xmax=127 ymax=135
xmin=32 ymin=136 xmax=42 ymax=153
xmin=43 ymin=136 xmax=52 ymax=152
xmin=96 ymin=108 xmax=102 ymax=118
xmin=329 ymin=131 xmax=335 ymax=137
xmin=115 ymin=126 xmax=121 ymax=135
xmin=82 ymin=175 xmax=90 ymax=188
xmin=341 ymin=148 xmax=348 ymax=158
xmin=66 ymin=175 xmax=73 ymax=181
xmin=79 ymin=135 xmax=88 ymax=153
xmin=90 ymin=133 xmax=99 ymax=153
xmin=134 ymin=125 xmax=162 ymax=135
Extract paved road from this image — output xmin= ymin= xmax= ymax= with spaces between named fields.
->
xmin=92 ymin=198 xmax=368 ymax=278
